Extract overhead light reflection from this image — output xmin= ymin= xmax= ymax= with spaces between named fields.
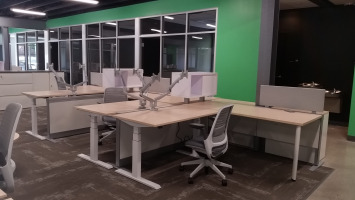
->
xmin=151 ymin=29 xmax=167 ymax=33
xmin=71 ymin=0 xmax=99 ymax=5
xmin=164 ymin=16 xmax=174 ymax=20
xmin=105 ymin=22 xmax=116 ymax=26
xmin=206 ymin=24 xmax=216 ymax=28
xmin=192 ymin=36 xmax=203 ymax=40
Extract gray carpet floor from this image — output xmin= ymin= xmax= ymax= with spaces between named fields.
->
xmin=2 ymin=107 xmax=333 ymax=200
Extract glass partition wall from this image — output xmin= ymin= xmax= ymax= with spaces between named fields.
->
xmin=10 ymin=8 xmax=217 ymax=84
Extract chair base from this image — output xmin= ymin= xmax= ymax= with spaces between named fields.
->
xmin=181 ymin=156 xmax=232 ymax=182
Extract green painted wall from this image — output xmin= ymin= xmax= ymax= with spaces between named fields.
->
xmin=47 ymin=0 xmax=262 ymax=102
xmin=9 ymin=27 xmax=31 ymax=33
xmin=348 ymin=65 xmax=355 ymax=137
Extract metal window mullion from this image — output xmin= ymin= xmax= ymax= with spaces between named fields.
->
xmin=213 ymin=8 xmax=218 ymax=72
xmin=135 ymin=18 xmax=140 ymax=70
xmin=116 ymin=21 xmax=118 ymax=69
xmin=184 ymin=12 xmax=189 ymax=72
xmin=160 ymin=16 xmax=163 ymax=77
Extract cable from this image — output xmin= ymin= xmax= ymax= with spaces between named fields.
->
xmin=175 ymin=122 xmax=183 ymax=142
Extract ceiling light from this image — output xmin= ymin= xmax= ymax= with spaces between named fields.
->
xmin=105 ymin=22 xmax=116 ymax=26
xmin=10 ymin=8 xmax=46 ymax=16
xmin=50 ymin=30 xmax=55 ymax=33
xmin=88 ymin=35 xmax=100 ymax=38
xmin=206 ymin=24 xmax=216 ymax=28
xmin=164 ymin=16 xmax=174 ymax=20
xmin=71 ymin=0 xmax=99 ymax=5
xmin=192 ymin=36 xmax=203 ymax=40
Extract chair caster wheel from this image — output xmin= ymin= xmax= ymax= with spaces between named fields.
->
xmin=222 ymin=179 xmax=227 ymax=186
xmin=228 ymin=168 xmax=233 ymax=174
xmin=98 ymin=141 xmax=103 ymax=146
xmin=188 ymin=177 xmax=193 ymax=184
xmin=179 ymin=165 xmax=185 ymax=171
xmin=205 ymin=167 xmax=209 ymax=174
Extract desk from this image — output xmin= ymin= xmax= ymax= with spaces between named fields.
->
xmin=76 ymin=97 xmax=326 ymax=189
xmin=23 ymin=85 xmax=104 ymax=140
xmin=75 ymin=100 xmax=174 ymax=169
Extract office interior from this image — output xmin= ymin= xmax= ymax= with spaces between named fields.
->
xmin=0 ymin=0 xmax=355 ymax=199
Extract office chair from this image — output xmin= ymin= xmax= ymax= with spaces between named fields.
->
xmin=180 ymin=104 xmax=234 ymax=186
xmin=0 ymin=103 xmax=22 ymax=192
xmin=99 ymin=87 xmax=128 ymax=145
xmin=55 ymin=76 xmax=67 ymax=90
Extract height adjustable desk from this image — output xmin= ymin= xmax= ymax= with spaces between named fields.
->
xmin=22 ymin=85 xmax=104 ymax=140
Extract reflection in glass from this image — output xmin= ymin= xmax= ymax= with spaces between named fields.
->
xmin=60 ymin=27 xmax=70 ymax=40
xmin=163 ymin=14 xmax=186 ymax=34
xmin=141 ymin=17 xmax=161 ymax=34
xmin=118 ymin=38 xmax=134 ymax=68
xmin=102 ymin=39 xmax=116 ymax=68
xmin=189 ymin=10 xmax=216 ymax=32
xmin=71 ymin=25 xmax=82 ymax=39
xmin=37 ymin=31 xmax=44 ymax=41
xmin=87 ymin=40 xmax=100 ymax=83
xmin=162 ymin=35 xmax=185 ymax=78
xmin=17 ymin=33 xmax=25 ymax=43
xmin=60 ymin=41 xmax=70 ymax=83
xmin=187 ymin=33 xmax=214 ymax=72
xmin=26 ymin=32 xmax=36 ymax=43
xmin=37 ymin=43 xmax=45 ymax=70
xmin=102 ymin=22 xmax=116 ymax=37
xmin=17 ymin=44 xmax=26 ymax=70
xmin=49 ymin=29 xmax=58 ymax=40
xmin=27 ymin=43 xmax=37 ymax=70
xmin=87 ymin=24 xmax=100 ymax=38
xmin=71 ymin=41 xmax=83 ymax=84
xmin=118 ymin=20 xmax=135 ymax=36
xmin=50 ymin=42 xmax=59 ymax=71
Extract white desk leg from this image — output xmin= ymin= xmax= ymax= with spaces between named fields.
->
xmin=78 ymin=115 xmax=113 ymax=169
xmin=25 ymin=98 xmax=46 ymax=140
xmin=115 ymin=126 xmax=161 ymax=189
xmin=292 ymin=126 xmax=301 ymax=181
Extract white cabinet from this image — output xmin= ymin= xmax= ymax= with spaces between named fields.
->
xmin=0 ymin=71 xmax=62 ymax=110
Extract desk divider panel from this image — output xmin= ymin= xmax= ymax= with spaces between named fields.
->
xmin=259 ymin=85 xmax=325 ymax=112
xmin=102 ymin=68 xmax=143 ymax=88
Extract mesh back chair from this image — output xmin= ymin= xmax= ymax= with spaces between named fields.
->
xmin=0 ymin=103 xmax=22 ymax=192
xmin=55 ymin=76 xmax=67 ymax=90
xmin=99 ymin=87 xmax=128 ymax=145
xmin=180 ymin=104 xmax=234 ymax=186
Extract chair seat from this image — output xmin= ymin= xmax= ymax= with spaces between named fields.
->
xmin=185 ymin=136 xmax=227 ymax=157
xmin=102 ymin=116 xmax=116 ymax=125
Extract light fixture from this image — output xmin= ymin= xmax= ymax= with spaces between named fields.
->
xmin=206 ymin=23 xmax=216 ymax=28
xmin=71 ymin=0 xmax=99 ymax=5
xmin=105 ymin=22 xmax=116 ymax=26
xmin=192 ymin=36 xmax=203 ymax=40
xmin=10 ymin=8 xmax=46 ymax=16
xmin=50 ymin=30 xmax=55 ymax=33
xmin=88 ymin=35 xmax=100 ymax=38
xmin=164 ymin=16 xmax=174 ymax=20
xmin=151 ymin=29 xmax=167 ymax=33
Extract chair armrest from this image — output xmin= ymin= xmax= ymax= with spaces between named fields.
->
xmin=190 ymin=123 xmax=205 ymax=129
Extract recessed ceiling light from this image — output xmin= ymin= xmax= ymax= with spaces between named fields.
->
xmin=71 ymin=0 xmax=99 ymax=5
xmin=10 ymin=8 xmax=46 ymax=16
xmin=206 ymin=24 xmax=216 ymax=28
xmin=164 ymin=16 xmax=174 ymax=20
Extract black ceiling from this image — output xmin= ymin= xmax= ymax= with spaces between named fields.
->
xmin=0 ymin=0 xmax=156 ymax=21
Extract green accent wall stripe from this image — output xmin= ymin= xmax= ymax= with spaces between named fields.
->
xmin=348 ymin=65 xmax=355 ymax=137
xmin=9 ymin=27 xmax=31 ymax=33
xmin=46 ymin=0 xmax=262 ymax=102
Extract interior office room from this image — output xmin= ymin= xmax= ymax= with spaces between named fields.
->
xmin=0 ymin=0 xmax=355 ymax=199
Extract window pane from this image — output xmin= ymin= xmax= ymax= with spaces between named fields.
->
xmin=163 ymin=14 xmax=186 ymax=34
xmin=189 ymin=10 xmax=216 ymax=32
xmin=50 ymin=42 xmax=59 ymax=71
xmin=102 ymin=22 xmax=116 ymax=37
xmin=87 ymin=40 xmax=100 ymax=83
xmin=71 ymin=25 xmax=82 ymax=39
xmin=59 ymin=41 xmax=70 ymax=83
xmin=118 ymin=38 xmax=134 ymax=68
xmin=141 ymin=17 xmax=161 ymax=34
xmin=102 ymin=39 xmax=116 ymax=68
xmin=27 ymin=43 xmax=37 ymax=70
xmin=118 ymin=20 xmax=135 ymax=36
xmin=71 ymin=41 xmax=83 ymax=84
xmin=26 ymin=32 xmax=36 ymax=42
xmin=162 ymin=35 xmax=185 ymax=78
xmin=17 ymin=44 xmax=26 ymax=70
xmin=37 ymin=31 xmax=44 ymax=41
xmin=187 ymin=33 xmax=215 ymax=72
xmin=60 ymin=27 xmax=69 ymax=40
xmin=87 ymin=24 xmax=100 ymax=38
xmin=37 ymin=43 xmax=45 ymax=70
xmin=17 ymin=33 xmax=25 ymax=43
xmin=49 ymin=29 xmax=58 ymax=40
